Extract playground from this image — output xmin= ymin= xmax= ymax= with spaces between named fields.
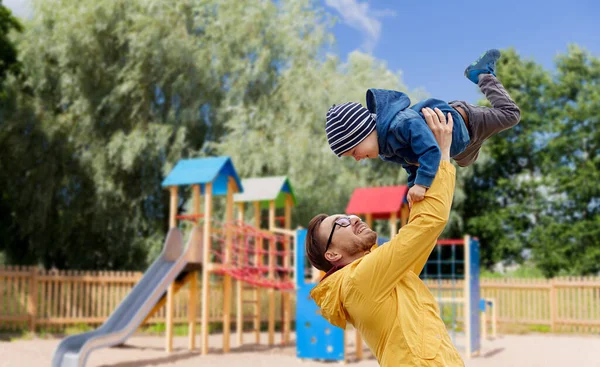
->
xmin=2 ymin=1 xmax=600 ymax=366
xmin=1 ymin=155 xmax=598 ymax=367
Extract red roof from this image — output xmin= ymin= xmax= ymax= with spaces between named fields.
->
xmin=345 ymin=185 xmax=408 ymax=220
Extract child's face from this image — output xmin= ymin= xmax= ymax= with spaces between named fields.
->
xmin=341 ymin=130 xmax=378 ymax=161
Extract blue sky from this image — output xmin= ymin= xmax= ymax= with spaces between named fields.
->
xmin=5 ymin=0 xmax=599 ymax=104
xmin=322 ymin=0 xmax=600 ymax=103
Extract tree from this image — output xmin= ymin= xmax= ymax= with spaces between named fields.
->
xmin=462 ymin=46 xmax=600 ymax=276
xmin=0 ymin=0 xmax=23 ymax=96
xmin=213 ymin=49 xmax=436 ymax=229
xmin=2 ymin=0 xmax=433 ymax=269
xmin=529 ymin=45 xmax=600 ymax=276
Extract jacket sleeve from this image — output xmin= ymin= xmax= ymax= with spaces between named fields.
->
xmin=351 ymin=161 xmax=456 ymax=302
xmin=405 ymin=164 xmax=417 ymax=188
xmin=401 ymin=119 xmax=442 ymax=188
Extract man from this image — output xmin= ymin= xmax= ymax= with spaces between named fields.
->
xmin=306 ymin=107 xmax=463 ymax=366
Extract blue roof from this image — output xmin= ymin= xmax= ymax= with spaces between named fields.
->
xmin=161 ymin=156 xmax=243 ymax=196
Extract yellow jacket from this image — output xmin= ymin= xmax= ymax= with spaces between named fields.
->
xmin=310 ymin=161 xmax=463 ymax=366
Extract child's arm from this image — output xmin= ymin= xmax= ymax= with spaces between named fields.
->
xmin=405 ymin=165 xmax=417 ymax=187
xmin=400 ymin=115 xmax=442 ymax=189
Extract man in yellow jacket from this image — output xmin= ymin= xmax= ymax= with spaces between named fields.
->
xmin=306 ymin=107 xmax=463 ymax=366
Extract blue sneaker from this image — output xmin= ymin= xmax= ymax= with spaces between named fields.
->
xmin=464 ymin=49 xmax=501 ymax=84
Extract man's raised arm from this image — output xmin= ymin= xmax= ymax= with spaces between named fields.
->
xmin=352 ymin=108 xmax=456 ymax=301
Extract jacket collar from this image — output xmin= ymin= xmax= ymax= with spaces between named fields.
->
xmin=320 ymin=264 xmax=347 ymax=282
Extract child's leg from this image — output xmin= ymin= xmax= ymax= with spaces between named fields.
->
xmin=451 ymin=51 xmax=521 ymax=167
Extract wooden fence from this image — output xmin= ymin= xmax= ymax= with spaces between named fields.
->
xmin=1 ymin=265 xmax=599 ymax=334
xmin=0 ymin=266 xmax=288 ymax=333
xmin=424 ymin=277 xmax=600 ymax=334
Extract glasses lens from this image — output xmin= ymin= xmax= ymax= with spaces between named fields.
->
xmin=336 ymin=217 xmax=352 ymax=226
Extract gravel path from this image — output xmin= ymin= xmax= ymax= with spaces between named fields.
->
xmin=1 ymin=332 xmax=599 ymax=366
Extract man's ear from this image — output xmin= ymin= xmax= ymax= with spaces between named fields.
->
xmin=324 ymin=250 xmax=342 ymax=263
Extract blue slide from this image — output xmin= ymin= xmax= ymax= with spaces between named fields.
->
xmin=51 ymin=227 xmax=200 ymax=367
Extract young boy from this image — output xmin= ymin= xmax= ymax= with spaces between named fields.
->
xmin=325 ymin=49 xmax=521 ymax=206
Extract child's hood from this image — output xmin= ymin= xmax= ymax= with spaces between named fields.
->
xmin=367 ymin=88 xmax=412 ymax=156
xmin=366 ymin=88 xmax=411 ymax=128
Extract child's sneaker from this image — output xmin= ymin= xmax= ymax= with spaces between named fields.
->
xmin=464 ymin=49 xmax=501 ymax=84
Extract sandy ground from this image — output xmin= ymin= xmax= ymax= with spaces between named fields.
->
xmin=1 ymin=331 xmax=599 ymax=367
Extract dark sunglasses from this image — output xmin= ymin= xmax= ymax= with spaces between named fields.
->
xmin=324 ymin=216 xmax=354 ymax=253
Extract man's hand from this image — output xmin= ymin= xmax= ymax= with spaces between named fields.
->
xmin=421 ymin=107 xmax=453 ymax=161
xmin=407 ymin=184 xmax=427 ymax=209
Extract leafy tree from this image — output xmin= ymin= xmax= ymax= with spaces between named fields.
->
xmin=1 ymin=0 xmax=433 ymax=269
xmin=0 ymin=0 xmax=23 ymax=96
xmin=463 ymin=46 xmax=600 ymax=276
xmin=529 ymin=45 xmax=600 ymax=276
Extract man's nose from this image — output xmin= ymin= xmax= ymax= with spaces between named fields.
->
xmin=349 ymin=215 xmax=361 ymax=225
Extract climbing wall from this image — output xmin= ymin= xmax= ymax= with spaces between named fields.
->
xmin=295 ymin=229 xmax=344 ymax=361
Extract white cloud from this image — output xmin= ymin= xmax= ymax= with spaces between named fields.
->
xmin=4 ymin=0 xmax=33 ymax=19
xmin=325 ymin=0 xmax=396 ymax=53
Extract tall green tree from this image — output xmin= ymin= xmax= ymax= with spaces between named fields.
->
xmin=0 ymin=0 xmax=23 ymax=96
xmin=529 ymin=45 xmax=600 ymax=276
xmin=3 ymin=0 xmax=435 ymax=269
xmin=213 ymin=50 xmax=439 ymax=230
xmin=463 ymin=46 xmax=600 ymax=276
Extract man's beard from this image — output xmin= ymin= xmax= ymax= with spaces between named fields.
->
xmin=348 ymin=229 xmax=378 ymax=256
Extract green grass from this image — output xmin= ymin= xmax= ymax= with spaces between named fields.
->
xmin=481 ymin=263 xmax=547 ymax=279
xmin=64 ymin=323 xmax=93 ymax=335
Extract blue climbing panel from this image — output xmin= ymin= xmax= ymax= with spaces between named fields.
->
xmin=469 ymin=237 xmax=481 ymax=353
xmin=296 ymin=284 xmax=345 ymax=360
xmin=295 ymin=229 xmax=345 ymax=361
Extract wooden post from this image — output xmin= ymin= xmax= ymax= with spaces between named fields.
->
xmin=166 ymin=186 xmax=178 ymax=353
xmin=464 ymin=235 xmax=472 ymax=358
xmin=188 ymin=274 xmax=198 ymax=350
xmin=253 ymin=202 xmax=262 ymax=344
xmin=193 ymin=185 xmax=201 ymax=225
xmin=236 ymin=202 xmax=245 ymax=346
xmin=268 ymin=200 xmax=276 ymax=231
xmin=281 ymin=195 xmax=293 ymax=344
xmin=201 ymin=182 xmax=213 ymax=355
xmin=169 ymin=186 xmax=178 ymax=229
xmin=389 ymin=212 xmax=398 ymax=238
xmin=491 ymin=298 xmax=498 ymax=338
xmin=222 ymin=178 xmax=235 ymax=353
xmin=365 ymin=213 xmax=373 ymax=230
xmin=188 ymin=184 xmax=201 ymax=351
xmin=268 ymin=233 xmax=276 ymax=345
xmin=550 ymin=279 xmax=557 ymax=332
xmin=166 ymin=282 xmax=175 ymax=353
xmin=28 ymin=267 xmax=37 ymax=333
xmin=256 ymin=235 xmax=263 ymax=344
xmin=481 ymin=302 xmax=487 ymax=340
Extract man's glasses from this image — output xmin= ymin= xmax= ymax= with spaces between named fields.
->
xmin=324 ymin=216 xmax=354 ymax=253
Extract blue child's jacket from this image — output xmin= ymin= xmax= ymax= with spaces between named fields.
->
xmin=366 ymin=88 xmax=470 ymax=188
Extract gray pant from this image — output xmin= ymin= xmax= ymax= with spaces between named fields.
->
xmin=449 ymin=74 xmax=521 ymax=167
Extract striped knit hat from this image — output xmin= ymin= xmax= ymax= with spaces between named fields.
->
xmin=325 ymin=102 xmax=376 ymax=157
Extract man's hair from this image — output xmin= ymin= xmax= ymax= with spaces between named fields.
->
xmin=305 ymin=214 xmax=334 ymax=272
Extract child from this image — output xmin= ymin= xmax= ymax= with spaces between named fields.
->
xmin=325 ymin=49 xmax=521 ymax=206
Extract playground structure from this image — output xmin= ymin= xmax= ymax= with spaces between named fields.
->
xmin=232 ymin=176 xmax=296 ymax=346
xmin=50 ymin=157 xmax=485 ymax=367
xmin=51 ymin=157 xmax=297 ymax=367
xmin=295 ymin=184 xmax=482 ymax=363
